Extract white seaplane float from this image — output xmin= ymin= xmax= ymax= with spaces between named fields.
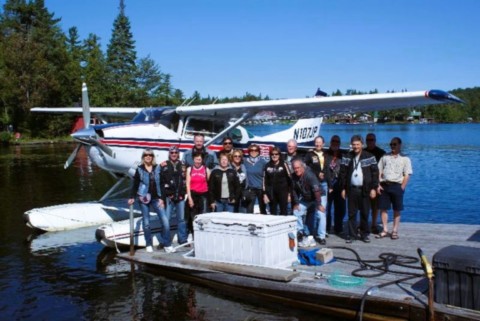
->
xmin=24 ymin=84 xmax=463 ymax=233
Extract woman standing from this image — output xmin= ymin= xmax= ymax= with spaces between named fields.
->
xmin=263 ymin=147 xmax=292 ymax=215
xmin=128 ymin=149 xmax=174 ymax=253
xmin=209 ymin=153 xmax=241 ymax=212
xmin=231 ymin=149 xmax=247 ymax=212
xmin=243 ymin=144 xmax=268 ymax=214
xmin=186 ymin=152 xmax=210 ymax=230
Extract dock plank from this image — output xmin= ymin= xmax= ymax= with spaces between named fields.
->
xmin=118 ymin=222 xmax=480 ymax=321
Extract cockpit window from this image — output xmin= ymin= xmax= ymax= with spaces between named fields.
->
xmin=184 ymin=117 xmax=226 ymax=139
xmin=132 ymin=107 xmax=179 ymax=130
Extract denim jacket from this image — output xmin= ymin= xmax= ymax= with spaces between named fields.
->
xmin=131 ymin=164 xmax=162 ymax=198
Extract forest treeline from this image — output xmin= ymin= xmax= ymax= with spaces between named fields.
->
xmin=0 ymin=0 xmax=478 ymax=139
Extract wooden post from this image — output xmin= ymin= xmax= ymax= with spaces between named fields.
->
xmin=129 ymin=204 xmax=135 ymax=256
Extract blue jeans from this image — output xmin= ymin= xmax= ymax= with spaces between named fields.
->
xmin=314 ymin=182 xmax=328 ymax=238
xmin=215 ymin=199 xmax=234 ymax=212
xmin=166 ymin=198 xmax=187 ymax=244
xmin=293 ymin=201 xmax=314 ymax=236
xmin=139 ymin=198 xmax=171 ymax=247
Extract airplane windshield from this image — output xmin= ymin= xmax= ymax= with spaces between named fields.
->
xmin=132 ymin=108 xmax=179 ymax=129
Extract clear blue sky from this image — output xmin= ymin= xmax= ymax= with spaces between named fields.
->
xmin=7 ymin=0 xmax=480 ymax=98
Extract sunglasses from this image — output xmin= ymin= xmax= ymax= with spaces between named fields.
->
xmin=223 ymin=142 xmax=233 ymax=145
xmin=143 ymin=154 xmax=154 ymax=157
xmin=233 ymin=155 xmax=242 ymax=158
xmin=271 ymin=153 xmax=280 ymax=156
xmin=390 ymin=143 xmax=398 ymax=147
xmin=170 ymin=151 xmax=178 ymax=154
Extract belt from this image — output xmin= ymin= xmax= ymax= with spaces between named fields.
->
xmin=351 ymin=185 xmax=363 ymax=189
xmin=382 ymin=181 xmax=400 ymax=185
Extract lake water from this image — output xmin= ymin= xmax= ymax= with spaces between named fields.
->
xmin=0 ymin=123 xmax=479 ymax=320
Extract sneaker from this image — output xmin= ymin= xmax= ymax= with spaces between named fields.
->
xmin=319 ymin=238 xmax=326 ymax=245
xmin=146 ymin=246 xmax=153 ymax=253
xmin=362 ymin=236 xmax=371 ymax=243
xmin=298 ymin=238 xmax=310 ymax=248
xmin=187 ymin=234 xmax=193 ymax=243
xmin=345 ymin=236 xmax=352 ymax=244
xmin=164 ymin=246 xmax=176 ymax=253
xmin=307 ymin=235 xmax=316 ymax=247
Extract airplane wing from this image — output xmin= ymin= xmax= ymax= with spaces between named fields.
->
xmin=175 ymin=90 xmax=463 ymax=118
xmin=31 ymin=107 xmax=142 ymax=118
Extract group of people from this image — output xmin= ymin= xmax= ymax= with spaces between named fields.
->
xmin=128 ymin=132 xmax=412 ymax=253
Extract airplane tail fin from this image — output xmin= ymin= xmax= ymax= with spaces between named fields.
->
xmin=261 ymin=117 xmax=323 ymax=145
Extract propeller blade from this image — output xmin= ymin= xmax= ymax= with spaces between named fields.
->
xmin=82 ymin=83 xmax=90 ymax=129
xmin=94 ymin=139 xmax=116 ymax=158
xmin=64 ymin=144 xmax=81 ymax=169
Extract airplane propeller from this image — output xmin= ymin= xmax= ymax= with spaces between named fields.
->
xmin=64 ymin=83 xmax=115 ymax=169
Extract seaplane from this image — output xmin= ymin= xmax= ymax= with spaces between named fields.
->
xmin=24 ymin=83 xmax=463 ymax=232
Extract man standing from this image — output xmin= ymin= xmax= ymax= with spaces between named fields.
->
xmin=364 ymin=133 xmax=386 ymax=234
xmin=183 ymin=133 xmax=218 ymax=169
xmin=217 ymin=136 xmax=234 ymax=161
xmin=325 ymin=135 xmax=346 ymax=235
xmin=285 ymin=139 xmax=302 ymax=215
xmin=291 ymin=159 xmax=326 ymax=246
xmin=376 ymin=137 xmax=412 ymax=240
xmin=161 ymin=146 xmax=188 ymax=244
xmin=304 ymin=136 xmax=328 ymax=242
xmin=340 ymin=135 xmax=379 ymax=243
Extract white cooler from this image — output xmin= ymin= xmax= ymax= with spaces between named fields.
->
xmin=193 ymin=212 xmax=298 ymax=268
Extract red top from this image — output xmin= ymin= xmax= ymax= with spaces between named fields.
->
xmin=190 ymin=165 xmax=208 ymax=193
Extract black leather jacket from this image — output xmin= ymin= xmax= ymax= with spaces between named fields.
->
xmin=339 ymin=151 xmax=379 ymax=195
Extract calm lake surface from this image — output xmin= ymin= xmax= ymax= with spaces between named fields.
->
xmin=1 ymin=123 xmax=479 ymax=320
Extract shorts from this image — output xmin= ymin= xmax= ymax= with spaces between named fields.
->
xmin=378 ymin=182 xmax=404 ymax=211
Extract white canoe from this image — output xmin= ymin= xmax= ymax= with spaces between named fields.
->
xmin=24 ymin=199 xmax=142 ymax=232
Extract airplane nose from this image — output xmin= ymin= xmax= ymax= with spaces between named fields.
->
xmin=71 ymin=127 xmax=96 ymax=142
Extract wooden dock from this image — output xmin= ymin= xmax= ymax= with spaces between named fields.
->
xmin=118 ymin=222 xmax=480 ymax=321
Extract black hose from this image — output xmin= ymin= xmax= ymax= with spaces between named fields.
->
xmin=329 ymin=246 xmax=423 ymax=278
xmin=357 ymin=275 xmax=421 ymax=321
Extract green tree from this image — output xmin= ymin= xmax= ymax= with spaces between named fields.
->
xmin=64 ymin=26 xmax=83 ymax=103
xmin=0 ymin=0 xmax=71 ymax=135
xmin=82 ymin=33 xmax=108 ymax=106
xmin=105 ymin=0 xmax=137 ymax=106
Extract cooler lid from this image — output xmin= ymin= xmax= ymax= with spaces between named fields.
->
xmin=194 ymin=212 xmax=296 ymax=228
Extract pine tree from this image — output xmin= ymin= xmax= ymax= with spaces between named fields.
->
xmin=64 ymin=26 xmax=83 ymax=104
xmin=106 ymin=0 xmax=137 ymax=106
xmin=82 ymin=33 xmax=108 ymax=106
